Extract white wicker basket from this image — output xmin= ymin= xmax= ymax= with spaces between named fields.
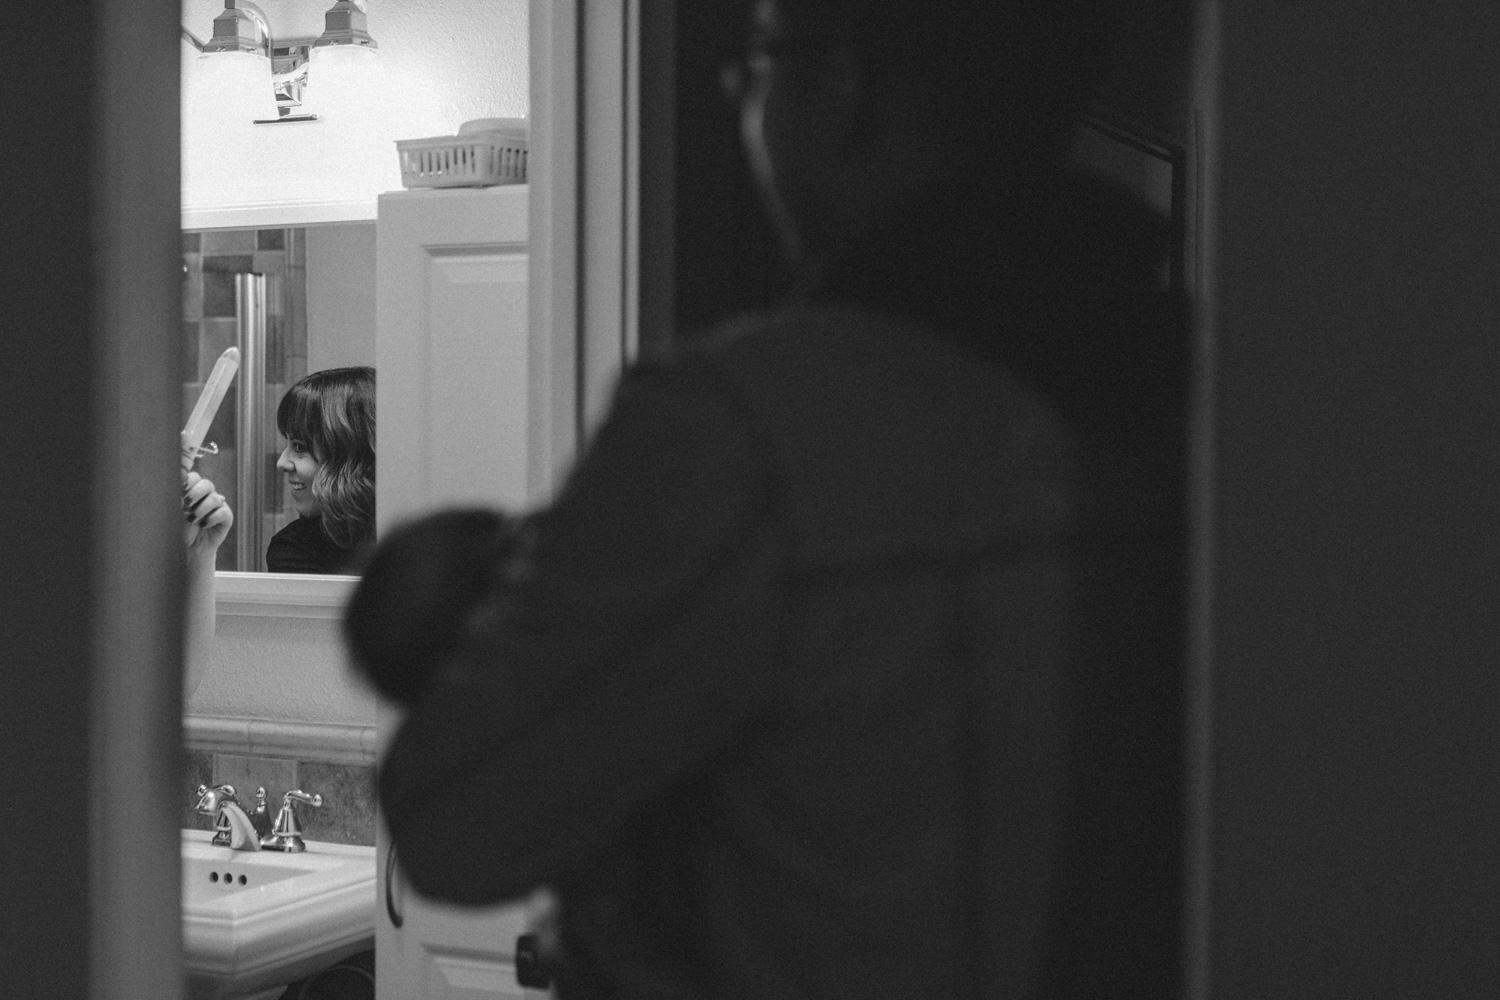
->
xmin=396 ymin=128 xmax=528 ymax=189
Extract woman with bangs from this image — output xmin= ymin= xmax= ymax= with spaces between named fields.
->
xmin=268 ymin=366 xmax=376 ymax=574
xmin=182 ymin=366 xmax=374 ymax=697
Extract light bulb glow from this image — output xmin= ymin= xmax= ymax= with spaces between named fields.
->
xmin=306 ymin=45 xmax=380 ymax=121
xmin=194 ymin=51 xmax=280 ymax=123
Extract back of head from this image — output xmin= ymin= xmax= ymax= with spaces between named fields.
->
xmin=762 ymin=1 xmax=1179 ymax=435
xmin=343 ymin=508 xmax=521 ymax=706
xmin=769 ymin=0 xmax=1108 ymax=180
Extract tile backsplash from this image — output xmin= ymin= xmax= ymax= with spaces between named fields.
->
xmin=183 ymin=749 xmax=375 ymax=846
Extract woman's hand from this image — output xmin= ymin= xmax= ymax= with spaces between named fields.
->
xmin=183 ymin=471 xmax=233 ymax=558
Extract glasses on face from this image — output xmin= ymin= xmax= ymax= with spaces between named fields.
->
xmin=717 ymin=35 xmax=835 ymax=103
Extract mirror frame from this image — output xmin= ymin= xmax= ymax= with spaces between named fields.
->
xmin=214 ymin=570 xmax=357 ymax=619
xmin=182 ymin=200 xmax=376 ymax=233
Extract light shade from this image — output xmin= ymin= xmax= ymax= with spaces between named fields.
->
xmin=304 ymin=43 xmax=380 ymax=122
xmin=193 ymin=50 xmax=280 ymax=124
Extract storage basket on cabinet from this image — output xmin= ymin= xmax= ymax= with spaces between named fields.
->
xmin=396 ymin=130 xmax=528 ymax=189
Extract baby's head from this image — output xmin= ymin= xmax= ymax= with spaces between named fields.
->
xmin=343 ymin=509 xmax=521 ymax=706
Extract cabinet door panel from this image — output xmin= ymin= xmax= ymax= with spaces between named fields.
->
xmin=376 ymin=185 xmax=553 ymax=1000
xmin=424 ymin=250 xmax=531 ymax=512
xmin=376 ymin=185 xmax=537 ymax=533
xmin=380 ymin=852 xmax=546 ymax=1000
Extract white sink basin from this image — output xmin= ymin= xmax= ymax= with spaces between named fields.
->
xmin=182 ymin=829 xmax=375 ymax=1000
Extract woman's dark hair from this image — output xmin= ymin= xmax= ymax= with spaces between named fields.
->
xmin=343 ymin=509 xmax=521 ymax=706
xmin=276 ymin=366 xmax=376 ymax=549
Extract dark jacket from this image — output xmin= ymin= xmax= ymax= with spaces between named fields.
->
xmin=266 ymin=515 xmax=366 ymax=575
xmin=379 ymin=175 xmax=1185 ymax=999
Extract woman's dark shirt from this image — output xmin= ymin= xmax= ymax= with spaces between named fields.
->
xmin=266 ymin=516 xmax=365 ymax=574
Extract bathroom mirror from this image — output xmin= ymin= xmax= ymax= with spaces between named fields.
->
xmin=182 ymin=221 xmax=375 ymax=574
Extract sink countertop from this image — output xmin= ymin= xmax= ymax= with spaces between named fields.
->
xmin=182 ymin=828 xmax=375 ymax=999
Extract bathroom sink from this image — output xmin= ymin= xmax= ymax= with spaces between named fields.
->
xmin=182 ymin=829 xmax=375 ymax=1000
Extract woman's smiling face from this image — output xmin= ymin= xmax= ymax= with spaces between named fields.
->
xmin=277 ymin=438 xmax=322 ymax=516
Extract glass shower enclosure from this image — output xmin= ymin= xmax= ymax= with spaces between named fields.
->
xmin=181 ymin=227 xmax=308 ymax=571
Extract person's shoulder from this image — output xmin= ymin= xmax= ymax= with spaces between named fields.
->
xmin=266 ymin=516 xmax=313 ymax=558
xmin=266 ymin=516 xmax=338 ymax=573
xmin=656 ymin=304 xmax=952 ymax=381
xmin=659 ymin=303 xmax=1073 ymax=453
xmin=693 ymin=304 xmax=1042 ymax=399
xmin=270 ymin=516 xmax=321 ymax=543
xmin=706 ymin=303 xmax=912 ymax=347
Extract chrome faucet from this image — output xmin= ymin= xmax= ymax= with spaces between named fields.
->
xmin=194 ymin=783 xmax=262 ymax=851
xmin=247 ymin=786 xmax=276 ymax=841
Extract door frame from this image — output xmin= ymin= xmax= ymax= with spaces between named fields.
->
xmin=528 ymin=0 xmax=663 ymax=481
xmin=87 ymin=0 xmax=187 ymax=996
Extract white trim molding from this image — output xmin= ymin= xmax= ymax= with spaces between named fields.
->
xmin=528 ymin=0 xmax=646 ymax=478
xmin=185 ymin=714 xmax=379 ymax=765
xmin=527 ymin=0 xmax=583 ymax=490
xmin=580 ymin=0 xmax=640 ymax=435
xmin=182 ymin=198 xmax=377 ymax=232
xmin=215 ymin=571 xmax=357 ymax=619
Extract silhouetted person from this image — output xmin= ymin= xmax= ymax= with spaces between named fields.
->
xmin=360 ymin=1 xmax=1186 ymax=996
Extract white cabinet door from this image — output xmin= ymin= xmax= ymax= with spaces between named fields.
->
xmin=374 ymin=184 xmax=555 ymax=999
xmin=378 ymin=804 xmax=553 ymax=1000
xmin=376 ymin=185 xmax=543 ymax=527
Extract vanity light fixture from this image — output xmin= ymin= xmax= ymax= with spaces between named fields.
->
xmin=189 ymin=0 xmax=381 ymax=124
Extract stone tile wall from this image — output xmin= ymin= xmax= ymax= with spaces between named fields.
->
xmin=183 ymin=748 xmax=375 ymax=847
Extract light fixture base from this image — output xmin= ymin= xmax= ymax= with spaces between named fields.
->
xmin=271 ymin=42 xmax=312 ymax=115
xmin=202 ymin=0 xmax=272 ymax=57
xmin=312 ymin=1 xmax=379 ymax=51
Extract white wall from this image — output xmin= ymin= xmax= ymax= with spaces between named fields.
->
xmin=190 ymin=614 xmax=378 ymax=727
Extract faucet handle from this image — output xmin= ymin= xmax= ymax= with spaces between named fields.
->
xmin=262 ymin=789 xmax=322 ymax=852
xmin=285 ymin=790 xmax=323 ymax=810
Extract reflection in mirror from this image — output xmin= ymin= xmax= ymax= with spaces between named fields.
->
xmin=181 ymin=223 xmax=375 ymax=571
